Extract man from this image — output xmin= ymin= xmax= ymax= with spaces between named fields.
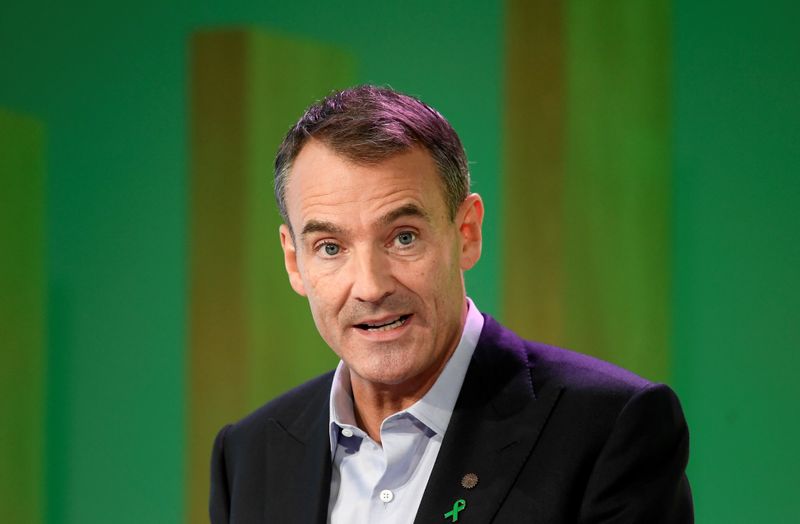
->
xmin=210 ymin=85 xmax=693 ymax=523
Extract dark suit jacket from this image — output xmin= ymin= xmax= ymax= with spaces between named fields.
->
xmin=210 ymin=315 xmax=693 ymax=523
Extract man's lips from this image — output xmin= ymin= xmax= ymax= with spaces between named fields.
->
xmin=354 ymin=314 xmax=412 ymax=332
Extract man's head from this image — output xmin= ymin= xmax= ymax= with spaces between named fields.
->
xmin=274 ymin=85 xmax=470 ymax=231
xmin=275 ymin=85 xmax=483 ymax=400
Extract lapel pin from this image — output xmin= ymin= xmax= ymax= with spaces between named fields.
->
xmin=444 ymin=498 xmax=466 ymax=522
xmin=461 ymin=472 xmax=479 ymax=489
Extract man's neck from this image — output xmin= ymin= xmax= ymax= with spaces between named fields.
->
xmin=351 ymin=387 xmax=412 ymax=444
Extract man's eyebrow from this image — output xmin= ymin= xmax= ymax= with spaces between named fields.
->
xmin=378 ymin=203 xmax=431 ymax=227
xmin=301 ymin=220 xmax=345 ymax=238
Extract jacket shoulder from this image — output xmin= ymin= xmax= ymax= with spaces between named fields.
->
xmin=480 ymin=314 xmax=655 ymax=401
xmin=527 ymin=340 xmax=652 ymax=393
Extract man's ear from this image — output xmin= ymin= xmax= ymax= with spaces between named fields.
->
xmin=279 ymin=224 xmax=307 ymax=296
xmin=456 ymin=193 xmax=484 ymax=271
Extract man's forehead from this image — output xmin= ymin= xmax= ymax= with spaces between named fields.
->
xmin=289 ymin=139 xmax=442 ymax=185
xmin=299 ymin=202 xmax=432 ymax=238
xmin=285 ymin=140 xmax=447 ymax=232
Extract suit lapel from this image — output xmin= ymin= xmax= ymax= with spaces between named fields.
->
xmin=263 ymin=377 xmax=333 ymax=524
xmin=414 ymin=316 xmax=562 ymax=524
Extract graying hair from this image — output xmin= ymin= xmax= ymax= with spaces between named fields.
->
xmin=274 ymin=85 xmax=470 ymax=228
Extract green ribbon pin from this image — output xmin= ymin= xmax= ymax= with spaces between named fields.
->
xmin=444 ymin=498 xmax=466 ymax=522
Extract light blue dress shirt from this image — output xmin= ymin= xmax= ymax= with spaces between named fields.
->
xmin=327 ymin=298 xmax=484 ymax=524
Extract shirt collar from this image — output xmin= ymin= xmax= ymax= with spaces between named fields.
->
xmin=328 ymin=298 xmax=484 ymax=454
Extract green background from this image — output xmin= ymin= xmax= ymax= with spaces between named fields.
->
xmin=1 ymin=1 xmax=798 ymax=522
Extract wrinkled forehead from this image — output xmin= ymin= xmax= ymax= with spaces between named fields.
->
xmin=283 ymin=141 xmax=449 ymax=233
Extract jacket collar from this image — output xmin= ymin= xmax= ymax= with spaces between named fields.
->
xmin=262 ymin=373 xmax=334 ymax=523
xmin=413 ymin=314 xmax=563 ymax=523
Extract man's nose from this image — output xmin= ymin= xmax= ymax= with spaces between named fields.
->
xmin=350 ymin=248 xmax=394 ymax=304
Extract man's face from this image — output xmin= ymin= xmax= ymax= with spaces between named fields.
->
xmin=279 ymin=139 xmax=483 ymax=397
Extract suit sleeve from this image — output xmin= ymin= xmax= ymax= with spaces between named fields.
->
xmin=578 ymin=383 xmax=693 ymax=523
xmin=209 ymin=424 xmax=233 ymax=524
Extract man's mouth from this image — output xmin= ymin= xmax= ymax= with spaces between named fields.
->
xmin=354 ymin=314 xmax=412 ymax=332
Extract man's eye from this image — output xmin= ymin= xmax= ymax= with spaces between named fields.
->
xmin=321 ymin=243 xmax=340 ymax=256
xmin=396 ymin=231 xmax=416 ymax=246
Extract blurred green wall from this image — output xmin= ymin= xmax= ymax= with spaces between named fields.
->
xmin=1 ymin=1 xmax=798 ymax=523
xmin=0 ymin=2 xmax=500 ymax=523
xmin=672 ymin=1 xmax=800 ymax=521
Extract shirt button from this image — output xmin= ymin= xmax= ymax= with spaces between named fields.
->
xmin=379 ymin=489 xmax=394 ymax=503
xmin=341 ymin=428 xmax=354 ymax=438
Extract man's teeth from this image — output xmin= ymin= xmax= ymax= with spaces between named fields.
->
xmin=365 ymin=316 xmax=407 ymax=331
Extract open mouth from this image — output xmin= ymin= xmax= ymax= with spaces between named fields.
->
xmin=355 ymin=314 xmax=412 ymax=332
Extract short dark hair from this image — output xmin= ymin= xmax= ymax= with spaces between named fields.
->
xmin=274 ymin=85 xmax=470 ymax=227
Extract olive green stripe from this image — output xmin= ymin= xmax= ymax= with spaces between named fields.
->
xmin=0 ymin=108 xmax=46 ymax=524
xmin=563 ymin=0 xmax=671 ymax=383
xmin=186 ymin=29 xmax=354 ymax=523
xmin=503 ymin=1 xmax=672 ymax=383
xmin=502 ymin=0 xmax=567 ymax=346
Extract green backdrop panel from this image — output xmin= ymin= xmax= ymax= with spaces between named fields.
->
xmin=673 ymin=1 xmax=800 ymax=521
xmin=0 ymin=108 xmax=45 ymax=524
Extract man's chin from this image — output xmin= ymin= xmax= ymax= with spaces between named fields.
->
xmin=347 ymin=360 xmax=424 ymax=390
